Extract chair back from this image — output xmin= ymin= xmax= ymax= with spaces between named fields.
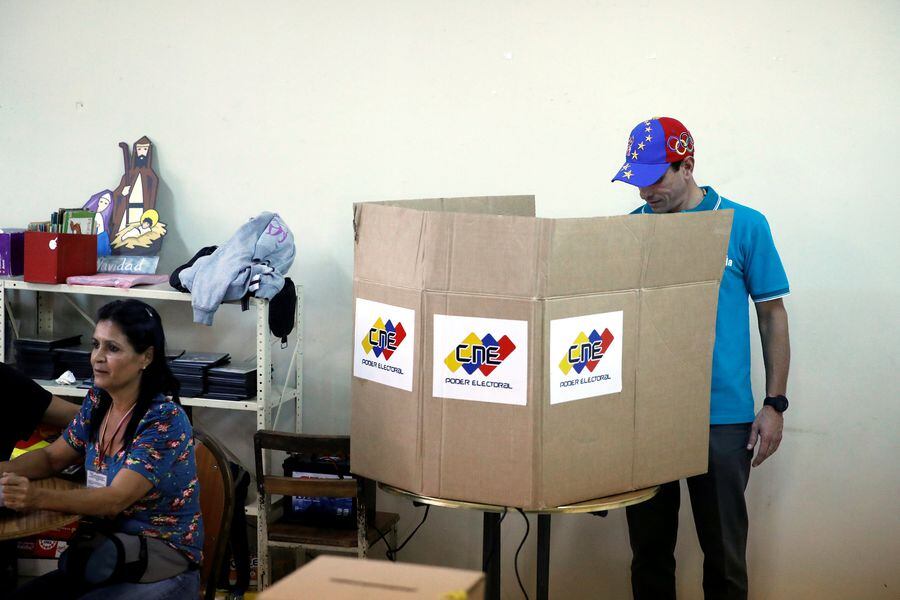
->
xmin=195 ymin=429 xmax=235 ymax=600
xmin=253 ymin=431 xmax=375 ymax=521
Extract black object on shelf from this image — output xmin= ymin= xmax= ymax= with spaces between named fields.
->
xmin=281 ymin=453 xmax=356 ymax=529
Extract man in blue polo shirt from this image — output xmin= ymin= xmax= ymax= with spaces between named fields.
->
xmin=612 ymin=117 xmax=792 ymax=600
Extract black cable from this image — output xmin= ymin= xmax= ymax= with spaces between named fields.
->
xmin=481 ymin=507 xmax=508 ymax=572
xmin=372 ymin=504 xmax=431 ymax=561
xmin=514 ymin=508 xmax=530 ymax=600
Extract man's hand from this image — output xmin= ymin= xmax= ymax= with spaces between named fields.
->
xmin=0 ymin=473 xmax=42 ymax=512
xmin=746 ymin=405 xmax=783 ymax=467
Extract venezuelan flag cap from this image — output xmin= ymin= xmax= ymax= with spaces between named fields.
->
xmin=612 ymin=117 xmax=695 ymax=187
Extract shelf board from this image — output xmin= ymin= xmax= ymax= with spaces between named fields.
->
xmin=182 ymin=397 xmax=258 ymax=411
xmin=0 ymin=277 xmax=278 ymax=306
xmin=2 ymin=278 xmax=193 ymax=301
xmin=38 ymin=382 xmax=297 ymax=413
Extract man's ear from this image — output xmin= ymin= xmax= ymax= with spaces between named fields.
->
xmin=681 ymin=156 xmax=696 ymax=179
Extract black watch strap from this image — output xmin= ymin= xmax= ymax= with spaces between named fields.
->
xmin=763 ymin=395 xmax=789 ymax=413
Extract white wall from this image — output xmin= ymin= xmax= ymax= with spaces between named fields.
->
xmin=2 ymin=1 xmax=898 ymax=598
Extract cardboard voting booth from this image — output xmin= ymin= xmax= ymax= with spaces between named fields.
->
xmin=351 ymin=196 xmax=732 ymax=509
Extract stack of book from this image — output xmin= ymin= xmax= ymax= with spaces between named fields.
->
xmin=28 ymin=208 xmax=96 ymax=235
xmin=55 ymin=345 xmax=94 ymax=380
xmin=13 ymin=334 xmax=82 ymax=380
xmin=168 ymin=351 xmax=230 ymax=398
xmin=206 ymin=361 xmax=257 ymax=400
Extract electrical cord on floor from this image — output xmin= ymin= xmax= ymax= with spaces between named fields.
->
xmin=481 ymin=507 xmax=509 ymax=572
xmin=514 ymin=508 xmax=530 ymax=600
xmin=372 ymin=504 xmax=431 ymax=561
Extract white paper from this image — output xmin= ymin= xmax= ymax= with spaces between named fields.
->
xmin=55 ymin=370 xmax=77 ymax=385
xmin=353 ymin=298 xmax=416 ymax=391
xmin=432 ymin=314 xmax=528 ymax=405
xmin=86 ymin=470 xmax=108 ymax=488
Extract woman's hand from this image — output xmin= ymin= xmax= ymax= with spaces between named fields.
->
xmin=1 ymin=473 xmax=42 ymax=512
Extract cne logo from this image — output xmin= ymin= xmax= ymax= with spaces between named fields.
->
xmin=361 ymin=317 xmax=407 ymax=361
xmin=444 ymin=333 xmax=516 ymax=376
xmin=558 ymin=328 xmax=615 ymax=375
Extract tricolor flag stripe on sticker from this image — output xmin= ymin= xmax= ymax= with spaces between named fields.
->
xmin=444 ymin=332 xmax=516 ymax=376
xmin=361 ymin=317 xmax=407 ymax=360
xmin=558 ymin=328 xmax=614 ymax=375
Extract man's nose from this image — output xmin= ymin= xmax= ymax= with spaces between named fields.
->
xmin=639 ymin=186 xmax=653 ymax=200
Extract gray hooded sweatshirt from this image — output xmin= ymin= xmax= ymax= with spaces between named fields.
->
xmin=178 ymin=212 xmax=295 ymax=325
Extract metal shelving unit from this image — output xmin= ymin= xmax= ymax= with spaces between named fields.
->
xmin=0 ymin=276 xmax=302 ymax=582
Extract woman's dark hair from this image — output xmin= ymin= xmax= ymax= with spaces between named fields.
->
xmin=89 ymin=299 xmax=181 ymax=448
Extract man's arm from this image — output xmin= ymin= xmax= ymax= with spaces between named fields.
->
xmin=747 ymin=298 xmax=791 ymax=467
xmin=41 ymin=396 xmax=80 ymax=428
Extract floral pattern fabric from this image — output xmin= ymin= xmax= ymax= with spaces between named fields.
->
xmin=64 ymin=388 xmax=204 ymax=564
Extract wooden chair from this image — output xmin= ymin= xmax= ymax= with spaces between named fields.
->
xmin=253 ymin=431 xmax=399 ymax=586
xmin=194 ymin=429 xmax=236 ymax=600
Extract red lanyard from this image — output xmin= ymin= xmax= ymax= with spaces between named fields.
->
xmin=98 ymin=404 xmax=136 ymax=466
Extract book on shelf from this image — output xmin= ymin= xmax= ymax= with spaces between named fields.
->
xmin=60 ymin=209 xmax=96 ymax=235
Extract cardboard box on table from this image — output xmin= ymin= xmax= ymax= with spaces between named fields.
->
xmin=24 ymin=231 xmax=97 ymax=283
xmin=259 ymin=555 xmax=485 ymax=600
xmin=351 ymin=196 xmax=732 ymax=509
xmin=0 ymin=229 xmax=25 ymax=276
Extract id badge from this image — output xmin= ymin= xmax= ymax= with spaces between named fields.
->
xmin=87 ymin=470 xmax=108 ymax=489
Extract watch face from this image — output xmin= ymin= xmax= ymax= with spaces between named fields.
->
xmin=766 ymin=396 xmax=788 ymax=412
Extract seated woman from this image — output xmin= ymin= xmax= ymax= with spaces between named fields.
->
xmin=0 ymin=299 xmax=204 ymax=599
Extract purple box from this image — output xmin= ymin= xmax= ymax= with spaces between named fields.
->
xmin=0 ymin=230 xmax=25 ymax=276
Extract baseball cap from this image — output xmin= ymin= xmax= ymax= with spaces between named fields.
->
xmin=611 ymin=117 xmax=694 ymax=187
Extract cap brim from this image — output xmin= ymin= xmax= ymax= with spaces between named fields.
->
xmin=611 ymin=162 xmax=669 ymax=187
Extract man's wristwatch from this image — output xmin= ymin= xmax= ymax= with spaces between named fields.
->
xmin=763 ymin=395 xmax=789 ymax=413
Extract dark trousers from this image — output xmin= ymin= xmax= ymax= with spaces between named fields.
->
xmin=626 ymin=423 xmax=753 ymax=600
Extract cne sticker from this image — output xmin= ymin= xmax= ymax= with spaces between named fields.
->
xmin=549 ymin=311 xmax=623 ymax=404
xmin=353 ymin=298 xmax=416 ymax=391
xmin=432 ymin=314 xmax=528 ymax=405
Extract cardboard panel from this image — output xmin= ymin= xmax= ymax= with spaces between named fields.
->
xmin=350 ymin=282 xmax=423 ymax=493
xmin=632 ymin=283 xmax=719 ymax=488
xmin=541 ymin=292 xmax=638 ymax=507
xmin=423 ymin=211 xmax=543 ymax=298
xmin=259 ymin=555 xmax=486 ymax=600
xmin=353 ymin=204 xmax=425 ymax=289
xmin=424 ymin=292 xmax=537 ymax=506
xmin=373 ymin=195 xmax=535 ymax=217
xmin=642 ymin=211 xmax=732 ymax=289
xmin=544 ymin=215 xmax=647 ymax=297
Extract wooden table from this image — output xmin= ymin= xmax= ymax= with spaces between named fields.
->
xmin=0 ymin=477 xmax=80 ymax=541
xmin=379 ymin=483 xmax=659 ymax=600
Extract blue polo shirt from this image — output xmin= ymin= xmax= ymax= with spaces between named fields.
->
xmin=632 ymin=187 xmax=789 ymax=424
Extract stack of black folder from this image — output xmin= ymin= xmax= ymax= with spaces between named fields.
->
xmin=206 ymin=361 xmax=257 ymax=400
xmin=168 ymin=351 xmax=230 ymax=398
xmin=55 ymin=345 xmax=94 ymax=380
xmin=13 ymin=334 xmax=81 ymax=379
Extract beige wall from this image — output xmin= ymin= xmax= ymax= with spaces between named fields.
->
xmin=2 ymin=1 xmax=898 ymax=598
